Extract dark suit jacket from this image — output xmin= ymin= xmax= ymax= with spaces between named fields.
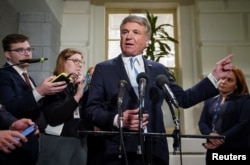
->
xmin=199 ymin=94 xmax=250 ymax=149
xmin=0 ymin=63 xmax=41 ymax=119
xmin=43 ymin=83 xmax=87 ymax=138
xmin=0 ymin=63 xmax=41 ymax=164
xmin=0 ymin=106 xmax=17 ymax=130
xmin=86 ymin=55 xmax=219 ymax=164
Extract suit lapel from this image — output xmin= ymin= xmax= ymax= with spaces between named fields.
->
xmin=114 ymin=55 xmax=137 ymax=98
xmin=143 ymin=58 xmax=153 ymax=88
xmin=142 ymin=58 xmax=154 ymax=110
xmin=113 ymin=55 xmax=129 ymax=82
xmin=4 ymin=63 xmax=35 ymax=89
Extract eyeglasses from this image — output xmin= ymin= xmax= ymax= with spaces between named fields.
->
xmin=9 ymin=48 xmax=34 ymax=55
xmin=67 ymin=58 xmax=85 ymax=65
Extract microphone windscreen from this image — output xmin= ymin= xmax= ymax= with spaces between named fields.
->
xmin=136 ymin=72 xmax=149 ymax=84
xmin=40 ymin=58 xmax=48 ymax=62
xmin=119 ymin=80 xmax=127 ymax=87
xmin=156 ymin=74 xmax=169 ymax=88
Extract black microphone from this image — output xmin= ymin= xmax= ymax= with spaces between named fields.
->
xmin=156 ymin=74 xmax=179 ymax=108
xmin=117 ymin=80 xmax=127 ymax=106
xmin=117 ymin=80 xmax=128 ymax=160
xmin=136 ymin=73 xmax=148 ymax=155
xmin=19 ymin=58 xmax=48 ymax=63
xmin=136 ymin=72 xmax=148 ymax=98
xmin=156 ymin=74 xmax=180 ymax=153
xmin=173 ymin=128 xmax=180 ymax=153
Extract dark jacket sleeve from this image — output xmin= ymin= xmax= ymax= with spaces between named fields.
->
xmin=43 ymin=85 xmax=79 ymax=126
xmin=222 ymin=95 xmax=250 ymax=141
xmin=0 ymin=105 xmax=17 ymax=130
xmin=169 ymin=77 xmax=219 ymax=108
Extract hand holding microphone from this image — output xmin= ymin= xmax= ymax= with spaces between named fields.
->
xmin=122 ymin=109 xmax=149 ymax=131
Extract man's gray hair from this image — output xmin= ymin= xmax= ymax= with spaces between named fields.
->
xmin=120 ymin=15 xmax=152 ymax=39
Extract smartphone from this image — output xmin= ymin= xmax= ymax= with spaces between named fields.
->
xmin=50 ymin=73 xmax=72 ymax=83
xmin=21 ymin=124 xmax=36 ymax=137
xmin=15 ymin=124 xmax=36 ymax=141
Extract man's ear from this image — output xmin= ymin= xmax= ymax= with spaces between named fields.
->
xmin=4 ymin=51 xmax=11 ymax=61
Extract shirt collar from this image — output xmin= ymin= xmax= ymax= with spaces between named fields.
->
xmin=121 ymin=54 xmax=143 ymax=66
xmin=7 ymin=61 xmax=27 ymax=76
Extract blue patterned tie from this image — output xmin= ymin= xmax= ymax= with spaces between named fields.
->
xmin=130 ymin=57 xmax=139 ymax=96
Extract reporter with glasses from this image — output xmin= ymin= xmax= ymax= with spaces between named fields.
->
xmin=37 ymin=48 xmax=88 ymax=165
xmin=0 ymin=33 xmax=67 ymax=165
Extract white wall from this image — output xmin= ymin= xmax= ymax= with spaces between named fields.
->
xmin=60 ymin=1 xmax=106 ymax=71
xmin=61 ymin=1 xmax=93 ymax=72
xmin=45 ymin=0 xmax=64 ymax=25
xmin=0 ymin=0 xmax=18 ymax=66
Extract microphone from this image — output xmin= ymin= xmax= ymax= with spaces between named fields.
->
xmin=156 ymin=74 xmax=179 ymax=108
xmin=117 ymin=80 xmax=127 ymax=106
xmin=19 ymin=58 xmax=48 ymax=63
xmin=136 ymin=73 xmax=149 ymax=155
xmin=117 ymin=80 xmax=127 ymax=160
xmin=156 ymin=74 xmax=181 ymax=153
xmin=136 ymin=72 xmax=148 ymax=98
xmin=173 ymin=128 xmax=180 ymax=153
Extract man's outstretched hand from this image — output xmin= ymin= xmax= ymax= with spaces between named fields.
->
xmin=212 ymin=54 xmax=233 ymax=80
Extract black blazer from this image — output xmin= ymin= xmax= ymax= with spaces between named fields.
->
xmin=43 ymin=83 xmax=87 ymax=138
xmin=0 ymin=106 xmax=17 ymax=130
xmin=0 ymin=63 xmax=41 ymax=164
xmin=0 ymin=63 xmax=41 ymax=120
xmin=86 ymin=55 xmax=219 ymax=164
xmin=199 ymin=94 xmax=250 ymax=149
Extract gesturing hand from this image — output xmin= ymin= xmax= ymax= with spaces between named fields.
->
xmin=212 ymin=54 xmax=233 ymax=80
xmin=36 ymin=76 xmax=67 ymax=96
xmin=122 ymin=109 xmax=149 ymax=131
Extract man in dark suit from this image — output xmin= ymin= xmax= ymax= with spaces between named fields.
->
xmin=0 ymin=105 xmax=38 ymax=154
xmin=86 ymin=15 xmax=233 ymax=165
xmin=0 ymin=34 xmax=67 ymax=165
